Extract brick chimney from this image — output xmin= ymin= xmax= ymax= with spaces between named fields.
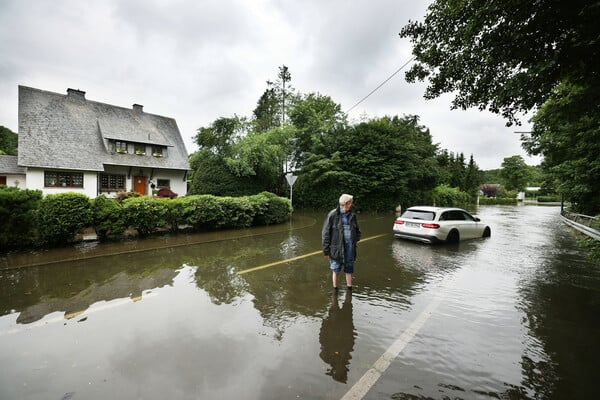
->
xmin=66 ymin=88 xmax=86 ymax=100
xmin=133 ymin=104 xmax=143 ymax=112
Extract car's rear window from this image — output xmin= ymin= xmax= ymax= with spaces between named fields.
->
xmin=401 ymin=210 xmax=436 ymax=221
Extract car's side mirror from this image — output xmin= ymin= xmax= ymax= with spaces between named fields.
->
xmin=474 ymin=217 xmax=480 ymax=222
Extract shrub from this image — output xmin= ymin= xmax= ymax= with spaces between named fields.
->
xmin=122 ymin=196 xmax=169 ymax=236
xmin=91 ymin=195 xmax=126 ymax=240
xmin=38 ymin=192 xmax=93 ymax=245
xmin=218 ymin=196 xmax=255 ymax=228
xmin=115 ymin=191 xmax=141 ymax=203
xmin=259 ymin=191 xmax=292 ymax=224
xmin=432 ymin=185 xmax=470 ymax=207
xmin=478 ymin=197 xmax=518 ymax=205
xmin=164 ymin=198 xmax=186 ymax=232
xmin=537 ymin=195 xmax=561 ymax=202
xmin=180 ymin=195 xmax=225 ymax=230
xmin=0 ymin=186 xmax=43 ymax=249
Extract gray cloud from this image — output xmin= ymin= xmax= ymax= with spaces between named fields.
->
xmin=0 ymin=0 xmax=540 ymax=169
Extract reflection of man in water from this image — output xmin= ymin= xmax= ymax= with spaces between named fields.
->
xmin=319 ymin=289 xmax=355 ymax=383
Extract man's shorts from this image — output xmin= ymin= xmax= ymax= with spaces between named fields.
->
xmin=329 ymin=258 xmax=354 ymax=274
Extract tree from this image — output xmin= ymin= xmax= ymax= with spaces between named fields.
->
xmin=194 ymin=116 xmax=247 ymax=156
xmin=253 ymin=84 xmax=280 ymax=132
xmin=464 ymin=155 xmax=482 ymax=200
xmin=296 ymin=115 xmax=439 ymax=210
xmin=400 ymin=0 xmax=600 ymax=213
xmin=0 ymin=125 xmax=18 ymax=155
xmin=399 ymin=0 xmax=599 ymax=125
xmin=287 ymin=92 xmax=346 ymax=170
xmin=523 ymin=81 xmax=600 ymax=214
xmin=500 ymin=155 xmax=531 ymax=192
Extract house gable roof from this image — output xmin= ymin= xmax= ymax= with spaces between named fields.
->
xmin=18 ymin=86 xmax=190 ymax=172
xmin=0 ymin=155 xmax=26 ymax=174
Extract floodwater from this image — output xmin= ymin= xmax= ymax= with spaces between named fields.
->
xmin=0 ymin=205 xmax=598 ymax=400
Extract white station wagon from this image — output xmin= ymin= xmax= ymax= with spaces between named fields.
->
xmin=393 ymin=206 xmax=491 ymax=244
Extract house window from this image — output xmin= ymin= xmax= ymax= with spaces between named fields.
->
xmin=99 ymin=173 xmax=126 ymax=191
xmin=44 ymin=171 xmax=84 ymax=188
xmin=134 ymin=144 xmax=146 ymax=155
xmin=151 ymin=147 xmax=164 ymax=157
xmin=157 ymin=179 xmax=170 ymax=188
xmin=115 ymin=141 xmax=128 ymax=154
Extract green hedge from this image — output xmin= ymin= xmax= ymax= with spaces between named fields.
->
xmin=38 ymin=192 xmax=93 ymax=245
xmin=0 ymin=189 xmax=292 ymax=250
xmin=478 ymin=197 xmax=518 ymax=205
xmin=0 ymin=186 xmax=43 ymax=249
xmin=537 ymin=195 xmax=561 ymax=202
xmin=92 ymin=195 xmax=127 ymax=239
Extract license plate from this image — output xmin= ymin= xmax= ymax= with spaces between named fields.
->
xmin=406 ymin=222 xmax=421 ymax=228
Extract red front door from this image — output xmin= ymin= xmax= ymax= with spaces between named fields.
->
xmin=133 ymin=176 xmax=147 ymax=195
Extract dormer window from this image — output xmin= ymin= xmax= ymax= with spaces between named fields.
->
xmin=152 ymin=147 xmax=164 ymax=157
xmin=134 ymin=144 xmax=146 ymax=155
xmin=115 ymin=141 xmax=128 ymax=154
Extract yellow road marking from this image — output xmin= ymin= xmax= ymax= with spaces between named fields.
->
xmin=237 ymin=233 xmax=388 ymax=275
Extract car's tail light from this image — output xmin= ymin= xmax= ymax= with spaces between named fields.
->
xmin=421 ymin=223 xmax=440 ymax=229
xmin=394 ymin=220 xmax=404 ymax=225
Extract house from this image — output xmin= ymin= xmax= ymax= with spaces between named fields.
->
xmin=0 ymin=155 xmax=26 ymax=187
xmin=17 ymin=85 xmax=189 ymax=198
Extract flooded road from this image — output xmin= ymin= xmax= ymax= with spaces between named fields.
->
xmin=0 ymin=205 xmax=598 ymax=399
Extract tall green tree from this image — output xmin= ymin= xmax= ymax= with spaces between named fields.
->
xmin=464 ymin=155 xmax=482 ymax=200
xmin=399 ymin=0 xmax=599 ymax=125
xmin=296 ymin=115 xmax=439 ymax=210
xmin=253 ymin=83 xmax=280 ymax=132
xmin=287 ymin=92 xmax=346 ymax=170
xmin=524 ymin=81 xmax=600 ymax=214
xmin=0 ymin=126 xmax=18 ymax=155
xmin=400 ymin=0 xmax=600 ymax=213
xmin=500 ymin=155 xmax=531 ymax=192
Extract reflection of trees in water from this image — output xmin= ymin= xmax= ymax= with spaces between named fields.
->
xmin=319 ymin=290 xmax=355 ymax=383
xmin=515 ymin=238 xmax=599 ymax=399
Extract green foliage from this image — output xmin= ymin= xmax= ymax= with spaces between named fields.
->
xmin=400 ymin=2 xmax=598 ymax=213
xmin=164 ymin=198 xmax=186 ymax=232
xmin=218 ymin=196 xmax=255 ymax=229
xmin=500 ymin=155 xmax=531 ymax=191
xmin=296 ymin=115 xmax=439 ymax=211
xmin=0 ymin=186 xmax=42 ymax=249
xmin=180 ymin=195 xmax=225 ymax=230
xmin=188 ymin=152 xmax=266 ymax=197
xmin=38 ymin=193 xmax=93 ymax=245
xmin=399 ymin=0 xmax=598 ymax=125
xmin=431 ymin=185 xmax=470 ymax=207
xmin=578 ymin=236 xmax=600 ymax=264
xmin=122 ymin=197 xmax=169 ymax=237
xmin=0 ymin=126 xmax=18 ymax=155
xmin=524 ymin=81 xmax=600 ymax=214
xmin=91 ymin=195 xmax=126 ymax=240
xmin=478 ymin=197 xmax=517 ymax=205
xmin=115 ymin=191 xmax=140 ymax=203
xmin=537 ymin=196 xmax=561 ymax=203
xmin=256 ymin=191 xmax=292 ymax=224
xmin=194 ymin=116 xmax=247 ymax=156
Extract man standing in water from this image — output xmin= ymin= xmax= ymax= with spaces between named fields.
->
xmin=322 ymin=194 xmax=362 ymax=291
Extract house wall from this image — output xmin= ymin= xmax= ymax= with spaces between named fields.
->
xmin=0 ymin=174 xmax=26 ymax=188
xmin=26 ymin=168 xmax=98 ymax=198
xmin=25 ymin=167 xmax=187 ymax=199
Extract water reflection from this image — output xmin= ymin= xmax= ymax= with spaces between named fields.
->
xmin=319 ymin=289 xmax=355 ymax=383
xmin=0 ymin=256 xmax=178 ymax=324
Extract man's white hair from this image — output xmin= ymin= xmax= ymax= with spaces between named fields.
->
xmin=339 ymin=194 xmax=353 ymax=205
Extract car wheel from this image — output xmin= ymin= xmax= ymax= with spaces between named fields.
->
xmin=446 ymin=230 xmax=459 ymax=243
xmin=482 ymin=227 xmax=491 ymax=238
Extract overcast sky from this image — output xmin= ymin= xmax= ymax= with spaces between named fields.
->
xmin=0 ymin=0 xmax=541 ymax=170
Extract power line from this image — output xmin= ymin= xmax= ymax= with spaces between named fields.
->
xmin=345 ymin=56 xmax=415 ymax=114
